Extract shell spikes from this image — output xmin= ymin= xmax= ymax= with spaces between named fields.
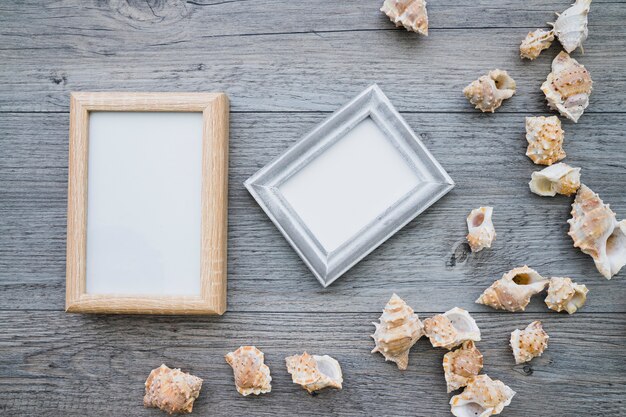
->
xmin=380 ymin=0 xmax=429 ymax=35
xmin=567 ymin=185 xmax=626 ymax=279
xmin=423 ymin=307 xmax=481 ymax=350
xmin=371 ymin=293 xmax=424 ymax=370
xmin=466 ymin=207 xmax=496 ymax=252
xmin=549 ymin=0 xmax=591 ymax=53
xmin=510 ymin=321 xmax=549 ymax=364
xmin=285 ymin=352 xmax=343 ymax=394
xmin=143 ymin=364 xmax=203 ymax=415
xmin=529 ymin=163 xmax=581 ymax=197
xmin=476 ymin=266 xmax=549 ymax=312
xmin=450 ymin=374 xmax=515 ymax=417
xmin=225 ymin=346 xmax=272 ymax=396
xmin=463 ymin=70 xmax=516 ymax=113
xmin=443 ymin=341 xmax=484 ymax=393
xmin=525 ymin=116 xmax=566 ymax=166
xmin=545 ymin=277 xmax=589 ymax=314
xmin=520 ymin=29 xmax=555 ymax=60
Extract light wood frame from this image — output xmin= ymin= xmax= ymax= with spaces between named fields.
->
xmin=66 ymin=92 xmax=229 ymax=315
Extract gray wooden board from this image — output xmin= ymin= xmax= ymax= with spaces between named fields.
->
xmin=0 ymin=1 xmax=625 ymax=416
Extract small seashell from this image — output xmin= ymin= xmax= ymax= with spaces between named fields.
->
xmin=541 ymin=52 xmax=593 ymax=123
xmin=525 ymin=116 xmax=566 ymax=166
xmin=520 ymin=29 xmax=555 ymax=60
xmin=285 ymin=352 xmax=343 ymax=394
xmin=568 ymin=185 xmax=626 ymax=279
xmin=466 ymin=207 xmax=496 ymax=252
xmin=443 ymin=341 xmax=484 ymax=393
xmin=143 ymin=364 xmax=203 ymax=415
xmin=225 ymin=346 xmax=272 ymax=396
xmin=463 ymin=69 xmax=516 ymax=113
xmin=424 ymin=307 xmax=481 ymax=350
xmin=450 ymin=374 xmax=515 ymax=417
xmin=476 ymin=266 xmax=549 ymax=312
xmin=371 ymin=293 xmax=424 ymax=370
xmin=545 ymin=277 xmax=589 ymax=314
xmin=549 ymin=0 xmax=591 ymax=53
xmin=380 ymin=0 xmax=428 ymax=35
xmin=529 ymin=163 xmax=581 ymax=197
xmin=510 ymin=320 xmax=549 ymax=364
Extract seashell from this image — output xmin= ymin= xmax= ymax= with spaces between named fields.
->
xmin=545 ymin=277 xmax=589 ymax=314
xmin=450 ymin=374 xmax=515 ymax=417
xmin=541 ymin=52 xmax=593 ymax=123
xmin=463 ymin=70 xmax=516 ymax=113
xmin=143 ymin=364 xmax=203 ymax=415
xmin=225 ymin=346 xmax=272 ymax=396
xmin=423 ymin=307 xmax=481 ymax=350
xmin=466 ymin=207 xmax=496 ymax=252
xmin=520 ymin=29 xmax=555 ymax=60
xmin=285 ymin=352 xmax=343 ymax=394
xmin=380 ymin=0 xmax=428 ymax=35
xmin=510 ymin=320 xmax=549 ymax=364
xmin=476 ymin=266 xmax=549 ymax=312
xmin=442 ymin=341 xmax=484 ymax=393
xmin=549 ymin=0 xmax=591 ymax=53
xmin=529 ymin=163 xmax=581 ymax=197
xmin=567 ymin=185 xmax=626 ymax=279
xmin=371 ymin=293 xmax=424 ymax=370
xmin=525 ymin=116 xmax=566 ymax=166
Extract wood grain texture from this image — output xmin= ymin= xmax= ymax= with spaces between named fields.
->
xmin=0 ymin=0 xmax=625 ymax=416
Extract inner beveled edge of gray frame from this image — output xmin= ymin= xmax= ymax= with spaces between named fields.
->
xmin=244 ymin=84 xmax=454 ymax=287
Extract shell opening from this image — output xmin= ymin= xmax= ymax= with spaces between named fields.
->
xmin=606 ymin=225 xmax=626 ymax=273
xmin=316 ymin=358 xmax=337 ymax=379
xmin=471 ymin=213 xmax=485 ymax=228
xmin=533 ymin=176 xmax=553 ymax=194
xmin=454 ymin=402 xmax=487 ymax=417
xmin=512 ymin=272 xmax=540 ymax=286
xmin=493 ymin=72 xmax=515 ymax=90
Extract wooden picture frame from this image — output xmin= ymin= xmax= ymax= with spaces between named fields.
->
xmin=65 ymin=92 xmax=229 ymax=315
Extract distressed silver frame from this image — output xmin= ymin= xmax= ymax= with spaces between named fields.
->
xmin=245 ymin=85 xmax=454 ymax=287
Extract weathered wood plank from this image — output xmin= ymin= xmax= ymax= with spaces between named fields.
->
xmin=1 ymin=112 xmax=625 ymax=312
xmin=0 ymin=311 xmax=624 ymax=416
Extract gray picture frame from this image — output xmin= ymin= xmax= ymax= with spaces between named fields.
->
xmin=245 ymin=85 xmax=454 ymax=287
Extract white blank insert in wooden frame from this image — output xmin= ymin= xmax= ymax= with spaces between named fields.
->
xmin=245 ymin=85 xmax=454 ymax=287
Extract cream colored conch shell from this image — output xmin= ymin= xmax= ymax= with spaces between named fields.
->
xmin=520 ymin=29 xmax=555 ymax=60
xmin=510 ymin=321 xmax=549 ymax=364
xmin=371 ymin=293 xmax=424 ymax=370
xmin=225 ymin=346 xmax=272 ymax=396
xmin=450 ymin=375 xmax=515 ymax=417
xmin=143 ymin=364 xmax=203 ymax=414
xmin=549 ymin=0 xmax=591 ymax=53
xmin=529 ymin=163 xmax=581 ymax=197
xmin=525 ymin=116 xmax=566 ymax=166
xmin=443 ymin=341 xmax=484 ymax=393
xmin=541 ymin=52 xmax=593 ymax=123
xmin=380 ymin=0 xmax=428 ymax=35
xmin=463 ymin=70 xmax=516 ymax=113
xmin=466 ymin=207 xmax=496 ymax=252
xmin=568 ymin=185 xmax=626 ymax=279
xmin=545 ymin=277 xmax=589 ymax=314
xmin=476 ymin=266 xmax=549 ymax=312
xmin=424 ymin=307 xmax=481 ymax=350
xmin=285 ymin=352 xmax=343 ymax=394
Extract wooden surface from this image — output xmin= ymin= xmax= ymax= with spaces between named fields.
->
xmin=0 ymin=1 xmax=625 ymax=416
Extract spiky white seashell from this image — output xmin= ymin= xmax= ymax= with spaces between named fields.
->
xmin=424 ymin=307 xmax=481 ymax=350
xmin=380 ymin=0 xmax=428 ymax=35
xmin=520 ymin=29 xmax=555 ymax=60
xmin=525 ymin=116 xmax=566 ymax=166
xmin=541 ymin=52 xmax=593 ymax=123
xmin=285 ymin=352 xmax=343 ymax=394
xmin=225 ymin=346 xmax=272 ymax=396
xmin=371 ymin=293 xmax=424 ymax=370
xmin=529 ymin=163 xmax=581 ymax=197
xmin=450 ymin=374 xmax=516 ymax=417
xmin=549 ymin=0 xmax=591 ymax=53
xmin=476 ymin=266 xmax=549 ymax=312
xmin=568 ymin=185 xmax=626 ymax=279
xmin=143 ymin=364 xmax=203 ymax=414
xmin=443 ymin=341 xmax=484 ymax=393
xmin=463 ymin=70 xmax=516 ymax=113
xmin=545 ymin=277 xmax=589 ymax=314
xmin=510 ymin=321 xmax=549 ymax=364
xmin=466 ymin=207 xmax=496 ymax=252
